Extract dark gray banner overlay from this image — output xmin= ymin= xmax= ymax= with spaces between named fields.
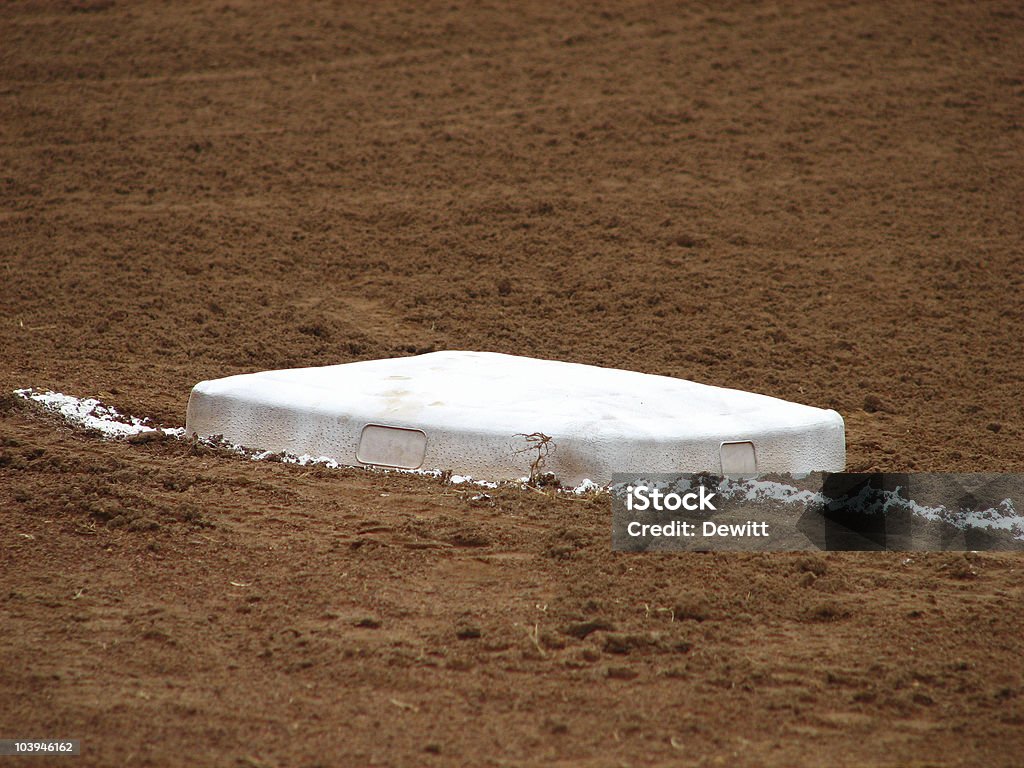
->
xmin=0 ymin=740 xmax=80 ymax=756
xmin=611 ymin=473 xmax=1024 ymax=552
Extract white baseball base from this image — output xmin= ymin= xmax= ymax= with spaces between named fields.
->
xmin=185 ymin=351 xmax=845 ymax=486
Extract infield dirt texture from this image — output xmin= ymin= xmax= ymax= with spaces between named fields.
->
xmin=1 ymin=2 xmax=1023 ymax=766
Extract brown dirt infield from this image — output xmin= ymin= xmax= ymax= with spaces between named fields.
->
xmin=2 ymin=1 xmax=1023 ymax=765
